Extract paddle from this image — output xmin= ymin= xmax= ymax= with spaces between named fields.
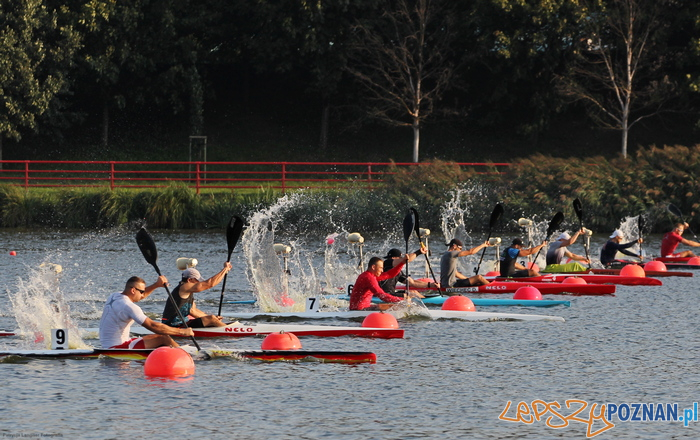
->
xmin=402 ymin=210 xmax=415 ymax=295
xmin=410 ymin=208 xmax=439 ymax=290
xmin=532 ymin=211 xmax=565 ymax=267
xmin=474 ymin=203 xmax=504 ymax=275
xmin=217 ymin=215 xmax=245 ymax=316
xmin=668 ymin=203 xmax=698 ymax=239
xmin=573 ymin=198 xmax=591 ymax=267
xmin=638 ymin=214 xmax=645 ymax=258
xmin=136 ymin=227 xmax=201 ymax=351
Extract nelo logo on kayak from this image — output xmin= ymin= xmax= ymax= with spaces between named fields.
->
xmin=224 ymin=327 xmax=255 ymax=333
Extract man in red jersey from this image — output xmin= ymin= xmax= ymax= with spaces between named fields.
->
xmin=349 ymin=257 xmax=422 ymax=310
xmin=661 ymin=223 xmax=700 ymax=257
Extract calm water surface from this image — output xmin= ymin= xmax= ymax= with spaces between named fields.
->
xmin=0 ymin=229 xmax=698 ymax=439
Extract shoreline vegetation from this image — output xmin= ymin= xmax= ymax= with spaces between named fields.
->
xmin=1 ymin=145 xmax=698 ymax=233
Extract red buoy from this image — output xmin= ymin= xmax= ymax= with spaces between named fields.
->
xmin=362 ymin=312 xmax=399 ymax=329
xmin=9 ymin=251 xmax=16 ymax=256
xmin=261 ymin=331 xmax=302 ymax=350
xmin=144 ymin=347 xmax=195 ymax=377
xmin=687 ymin=257 xmax=700 ymax=265
xmin=441 ymin=296 xmax=475 ymax=311
xmin=485 ymin=271 xmax=500 ymax=277
xmin=562 ymin=277 xmax=587 ymax=284
xmin=513 ymin=285 xmax=542 ymax=300
xmin=644 ymin=260 xmax=667 ymax=272
xmin=619 ymin=264 xmax=645 ymax=277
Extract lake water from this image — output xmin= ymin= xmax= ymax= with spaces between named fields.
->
xmin=0 ymin=228 xmax=698 ymax=439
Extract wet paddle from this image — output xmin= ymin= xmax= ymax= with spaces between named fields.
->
xmin=532 ymin=212 xmax=565 ymax=267
xmin=475 ymin=203 xmax=504 ymax=275
xmin=136 ymin=227 xmax=201 ymax=351
xmin=573 ymin=198 xmax=591 ymax=268
xmin=638 ymin=214 xmax=646 ymax=258
xmin=217 ymin=215 xmax=245 ymax=316
xmin=668 ymin=203 xmax=698 ymax=239
xmin=402 ymin=210 xmax=415 ymax=289
xmin=410 ymin=208 xmax=439 ymax=290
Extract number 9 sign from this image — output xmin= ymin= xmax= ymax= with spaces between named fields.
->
xmin=51 ymin=328 xmax=68 ymax=350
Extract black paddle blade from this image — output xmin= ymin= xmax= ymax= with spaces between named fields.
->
xmin=489 ymin=203 xmax=505 ymax=229
xmin=573 ymin=198 xmax=583 ymax=221
xmin=136 ymin=228 xmax=159 ymax=270
xmin=547 ymin=212 xmax=565 ymax=237
xmin=410 ymin=207 xmax=421 ymax=236
xmin=226 ymin=215 xmax=245 ymax=258
xmin=638 ymin=214 xmax=646 ymax=236
xmin=403 ymin=210 xmax=415 ymax=244
xmin=668 ymin=203 xmax=683 ymax=219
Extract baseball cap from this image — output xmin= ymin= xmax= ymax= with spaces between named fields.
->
xmin=512 ymin=238 xmax=524 ymax=246
xmin=385 ymin=248 xmax=402 ymax=258
xmin=558 ymin=232 xmax=571 ymax=240
xmin=610 ymin=230 xmax=624 ymax=239
xmin=447 ymin=238 xmax=463 ymax=247
xmin=182 ymin=268 xmax=204 ymax=282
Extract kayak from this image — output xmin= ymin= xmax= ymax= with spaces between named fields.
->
xmin=574 ymin=269 xmax=693 ymax=278
xmin=493 ymin=274 xmax=661 ymax=286
xmin=222 ymin=309 xmax=566 ymax=322
xmin=91 ymin=322 xmax=404 ymax=339
xmin=413 ymin=282 xmax=615 ymax=296
xmin=654 ymin=256 xmax=693 ymax=263
xmin=330 ymin=295 xmax=570 ymax=307
xmin=0 ymin=348 xmax=377 ymax=364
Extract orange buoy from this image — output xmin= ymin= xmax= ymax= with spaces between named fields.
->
xmin=619 ymin=264 xmax=645 ymax=277
xmin=687 ymin=257 xmax=700 ymax=265
xmin=441 ymin=296 xmax=475 ymax=311
xmin=9 ymin=251 xmax=16 ymax=256
xmin=362 ymin=312 xmax=399 ymax=329
xmin=562 ymin=277 xmax=587 ymax=284
xmin=526 ymin=262 xmax=540 ymax=272
xmin=644 ymin=261 xmax=667 ymax=272
xmin=144 ymin=347 xmax=195 ymax=377
xmin=261 ymin=331 xmax=302 ymax=350
xmin=513 ymin=285 xmax=542 ymax=300
xmin=485 ymin=271 xmax=500 ymax=277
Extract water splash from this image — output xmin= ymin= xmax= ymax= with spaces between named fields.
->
xmin=617 ymin=215 xmax=644 ymax=257
xmin=8 ymin=262 xmax=88 ymax=349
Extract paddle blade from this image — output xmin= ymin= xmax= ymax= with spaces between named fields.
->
xmin=410 ymin=207 xmax=421 ymax=236
xmin=638 ymin=214 xmax=646 ymax=236
xmin=489 ymin=203 xmax=505 ymax=229
xmin=403 ymin=210 xmax=415 ymax=245
xmin=573 ymin=198 xmax=583 ymax=221
xmin=136 ymin=228 xmax=159 ymax=270
xmin=668 ymin=203 xmax=683 ymax=219
xmin=226 ymin=215 xmax=245 ymax=258
xmin=546 ymin=212 xmax=565 ymax=237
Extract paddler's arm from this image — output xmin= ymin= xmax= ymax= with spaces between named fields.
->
xmin=191 ymin=262 xmax=232 ymax=292
xmin=377 ymin=261 xmax=405 ymax=281
xmin=681 ymin=237 xmax=700 ymax=247
xmin=142 ymin=317 xmax=194 ymax=337
xmin=458 ymin=242 xmax=490 ymax=257
xmin=142 ymin=276 xmax=168 ymax=299
xmin=519 ymin=242 xmax=546 ymax=256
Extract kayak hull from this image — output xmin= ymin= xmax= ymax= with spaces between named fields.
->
xmin=222 ymin=309 xmax=565 ymax=322
xmin=577 ymin=269 xmax=693 ymax=278
xmin=431 ymin=282 xmax=615 ymax=296
xmin=0 ymin=348 xmax=377 ymax=364
xmin=494 ymin=274 xmax=661 ymax=286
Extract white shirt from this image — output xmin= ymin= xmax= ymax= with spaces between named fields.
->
xmin=99 ymin=291 xmax=149 ymax=348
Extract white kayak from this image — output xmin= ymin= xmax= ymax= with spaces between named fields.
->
xmin=221 ymin=309 xmax=565 ymax=322
xmin=82 ymin=322 xmax=404 ymax=339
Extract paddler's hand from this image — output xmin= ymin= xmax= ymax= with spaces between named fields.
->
xmin=223 ymin=262 xmax=232 ymax=272
xmin=180 ymin=328 xmax=194 ymax=337
xmin=155 ymin=275 xmax=168 ymax=288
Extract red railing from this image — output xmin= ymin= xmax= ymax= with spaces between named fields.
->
xmin=0 ymin=161 xmax=509 ymax=193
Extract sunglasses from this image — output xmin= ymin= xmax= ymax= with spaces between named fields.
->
xmin=133 ymin=287 xmax=146 ymax=294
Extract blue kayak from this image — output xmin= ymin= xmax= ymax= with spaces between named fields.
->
xmin=226 ymin=297 xmax=570 ymax=307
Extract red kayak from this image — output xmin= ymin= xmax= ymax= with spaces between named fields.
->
xmin=582 ymin=269 xmax=693 ymax=278
xmin=414 ymin=282 xmax=616 ymax=296
xmin=654 ymin=256 xmax=693 ymax=263
xmin=493 ymin=274 xmax=661 ymax=286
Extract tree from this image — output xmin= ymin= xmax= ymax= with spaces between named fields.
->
xmin=0 ymin=0 xmax=80 ymax=164
xmin=345 ymin=0 xmax=456 ymax=163
xmin=556 ymin=0 xmax=678 ymax=158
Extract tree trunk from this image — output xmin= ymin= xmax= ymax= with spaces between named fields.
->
xmin=319 ymin=99 xmax=329 ymax=151
xmin=0 ymin=136 xmax=3 ymax=170
xmin=412 ymin=121 xmax=420 ymax=163
xmin=102 ymin=101 xmax=109 ymax=148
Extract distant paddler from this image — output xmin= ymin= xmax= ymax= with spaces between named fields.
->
xmin=661 ymin=222 xmax=700 ymax=258
xmin=600 ymin=230 xmax=643 ymax=267
xmin=349 ymin=257 xmax=422 ymax=311
xmin=440 ymin=238 xmax=491 ymax=288
xmin=379 ymin=248 xmax=434 ymax=295
xmin=544 ymin=230 xmax=590 ymax=272
xmin=500 ymin=238 xmax=546 ymax=277
xmin=99 ymin=276 xmax=193 ymax=349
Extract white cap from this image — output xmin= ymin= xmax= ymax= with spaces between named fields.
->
xmin=558 ymin=232 xmax=571 ymax=241
xmin=610 ymin=230 xmax=624 ymax=239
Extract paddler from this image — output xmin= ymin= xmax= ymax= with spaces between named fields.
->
xmin=349 ymin=257 xmax=422 ymax=310
xmin=499 ymin=238 xmax=546 ymax=277
xmin=661 ymin=222 xmax=700 ymax=258
xmin=440 ymin=238 xmax=491 ymax=287
xmin=161 ymin=264 xmax=232 ymax=328
xmin=379 ymin=248 xmax=435 ymax=295
xmin=99 ymin=276 xmax=193 ymax=349
xmin=544 ymin=230 xmax=589 ymax=272
xmin=600 ymin=230 xmax=643 ymax=267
